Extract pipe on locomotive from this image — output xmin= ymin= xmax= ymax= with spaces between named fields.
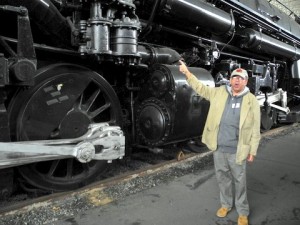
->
xmin=157 ymin=0 xmax=235 ymax=35
xmin=153 ymin=0 xmax=300 ymax=61
xmin=138 ymin=45 xmax=181 ymax=65
xmin=240 ymin=28 xmax=300 ymax=61
xmin=5 ymin=0 xmax=300 ymax=64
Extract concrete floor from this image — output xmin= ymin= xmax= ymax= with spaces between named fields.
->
xmin=51 ymin=129 xmax=300 ymax=225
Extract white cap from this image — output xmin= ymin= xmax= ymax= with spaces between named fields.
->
xmin=230 ymin=68 xmax=248 ymax=79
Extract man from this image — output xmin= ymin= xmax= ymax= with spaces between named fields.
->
xmin=178 ymin=60 xmax=261 ymax=225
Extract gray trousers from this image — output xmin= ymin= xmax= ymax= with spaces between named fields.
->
xmin=213 ymin=150 xmax=249 ymax=216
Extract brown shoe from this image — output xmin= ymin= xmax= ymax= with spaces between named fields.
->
xmin=216 ymin=207 xmax=231 ymax=218
xmin=238 ymin=215 xmax=248 ymax=225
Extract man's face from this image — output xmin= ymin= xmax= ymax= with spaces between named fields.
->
xmin=230 ymin=75 xmax=248 ymax=94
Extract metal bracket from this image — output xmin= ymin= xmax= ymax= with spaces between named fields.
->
xmin=256 ymin=88 xmax=290 ymax=113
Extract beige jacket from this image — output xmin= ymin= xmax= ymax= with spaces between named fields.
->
xmin=187 ymin=74 xmax=261 ymax=164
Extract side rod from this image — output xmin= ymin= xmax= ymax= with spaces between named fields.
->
xmin=0 ymin=123 xmax=125 ymax=169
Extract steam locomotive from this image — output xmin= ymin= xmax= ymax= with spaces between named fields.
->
xmin=0 ymin=0 xmax=299 ymax=197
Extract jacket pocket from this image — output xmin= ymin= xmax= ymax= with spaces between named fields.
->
xmin=203 ymin=125 xmax=218 ymax=150
xmin=237 ymin=144 xmax=250 ymax=163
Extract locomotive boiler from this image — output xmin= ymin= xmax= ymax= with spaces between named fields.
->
xmin=0 ymin=0 xmax=299 ymax=196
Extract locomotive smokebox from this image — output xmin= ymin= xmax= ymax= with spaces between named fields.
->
xmin=136 ymin=64 xmax=214 ymax=146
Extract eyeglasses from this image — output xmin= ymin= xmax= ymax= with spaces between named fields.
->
xmin=231 ymin=76 xmax=245 ymax=80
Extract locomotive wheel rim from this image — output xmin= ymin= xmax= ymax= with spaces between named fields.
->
xmin=8 ymin=64 xmax=122 ymax=192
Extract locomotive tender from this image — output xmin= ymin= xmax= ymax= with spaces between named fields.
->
xmin=0 ymin=0 xmax=299 ymax=196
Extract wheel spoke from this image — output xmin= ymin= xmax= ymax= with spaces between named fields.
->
xmin=47 ymin=160 xmax=60 ymax=177
xmin=88 ymin=102 xmax=111 ymax=119
xmin=82 ymin=89 xmax=101 ymax=112
xmin=66 ymin=159 xmax=74 ymax=178
xmin=73 ymin=92 xmax=84 ymax=110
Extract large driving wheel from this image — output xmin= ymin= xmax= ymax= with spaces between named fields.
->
xmin=8 ymin=64 xmax=122 ymax=191
xmin=261 ymin=105 xmax=277 ymax=131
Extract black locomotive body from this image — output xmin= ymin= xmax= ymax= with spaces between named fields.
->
xmin=0 ymin=0 xmax=299 ymax=196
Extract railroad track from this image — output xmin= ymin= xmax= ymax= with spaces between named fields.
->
xmin=0 ymin=123 xmax=299 ymax=225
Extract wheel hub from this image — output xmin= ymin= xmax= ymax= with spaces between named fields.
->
xmin=59 ymin=110 xmax=91 ymax=139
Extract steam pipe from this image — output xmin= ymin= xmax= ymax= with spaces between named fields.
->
xmin=240 ymin=28 xmax=300 ymax=60
xmin=157 ymin=23 xmax=271 ymax=61
xmin=138 ymin=44 xmax=181 ymax=65
xmin=158 ymin=0 xmax=235 ymax=35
